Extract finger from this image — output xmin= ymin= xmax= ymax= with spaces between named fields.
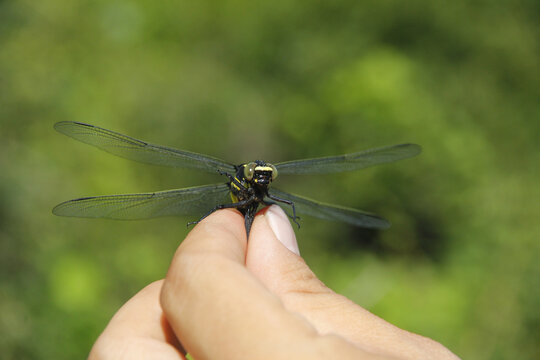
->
xmin=160 ymin=208 xmax=366 ymax=360
xmin=246 ymin=205 xmax=459 ymax=360
xmin=89 ymin=280 xmax=185 ymax=360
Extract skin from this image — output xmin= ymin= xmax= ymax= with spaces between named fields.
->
xmin=89 ymin=206 xmax=460 ymax=360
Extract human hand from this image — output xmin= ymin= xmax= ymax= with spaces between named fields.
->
xmin=89 ymin=205 xmax=459 ymax=360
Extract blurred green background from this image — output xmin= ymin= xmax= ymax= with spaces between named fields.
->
xmin=1 ymin=0 xmax=539 ymax=358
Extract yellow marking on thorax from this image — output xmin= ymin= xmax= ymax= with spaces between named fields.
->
xmin=231 ymin=181 xmax=241 ymax=191
xmin=232 ymin=176 xmax=251 ymax=190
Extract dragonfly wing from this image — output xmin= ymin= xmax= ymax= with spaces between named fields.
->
xmin=54 ymin=122 xmax=236 ymax=174
xmin=275 ymin=143 xmax=421 ymax=175
xmin=53 ymin=183 xmax=231 ymax=220
xmin=268 ymin=188 xmax=390 ymax=229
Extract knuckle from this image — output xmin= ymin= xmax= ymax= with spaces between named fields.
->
xmin=88 ymin=336 xmax=121 ymax=360
xmin=279 ymin=260 xmax=332 ymax=296
xmin=161 ymin=249 xmax=230 ymax=309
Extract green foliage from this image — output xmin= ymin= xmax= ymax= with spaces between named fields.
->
xmin=1 ymin=0 xmax=539 ymax=358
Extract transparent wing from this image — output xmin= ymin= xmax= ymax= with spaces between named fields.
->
xmin=275 ymin=143 xmax=421 ymax=175
xmin=268 ymin=188 xmax=390 ymax=229
xmin=52 ymin=183 xmax=231 ymax=220
xmin=54 ymin=122 xmax=236 ymax=174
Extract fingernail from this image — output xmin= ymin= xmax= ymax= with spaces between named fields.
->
xmin=265 ymin=205 xmax=300 ymax=255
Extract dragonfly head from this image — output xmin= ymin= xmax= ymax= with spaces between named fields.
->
xmin=244 ymin=161 xmax=278 ymax=186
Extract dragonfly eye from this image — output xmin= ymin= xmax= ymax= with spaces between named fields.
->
xmin=270 ymin=164 xmax=278 ymax=180
xmin=244 ymin=162 xmax=257 ymax=180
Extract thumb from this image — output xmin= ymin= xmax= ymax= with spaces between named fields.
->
xmin=247 ymin=206 xmax=406 ymax=351
xmin=247 ymin=205 xmax=338 ymax=311
xmin=246 ymin=205 xmax=331 ymax=296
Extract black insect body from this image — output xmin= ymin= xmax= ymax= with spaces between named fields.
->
xmin=208 ymin=161 xmax=298 ymax=235
xmin=52 ymin=122 xmax=421 ymax=236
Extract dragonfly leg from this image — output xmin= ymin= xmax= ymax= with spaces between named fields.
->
xmin=218 ymin=169 xmax=242 ymax=186
xmin=187 ymin=198 xmax=253 ymax=227
xmin=217 ymin=169 xmax=234 ymax=180
xmin=218 ymin=169 xmax=250 ymax=193
xmin=263 ymin=200 xmax=301 ymax=224
xmin=244 ymin=204 xmax=258 ymax=238
xmin=265 ymin=194 xmax=300 ymax=228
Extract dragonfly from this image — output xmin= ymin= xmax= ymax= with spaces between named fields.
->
xmin=52 ymin=122 xmax=421 ymax=236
